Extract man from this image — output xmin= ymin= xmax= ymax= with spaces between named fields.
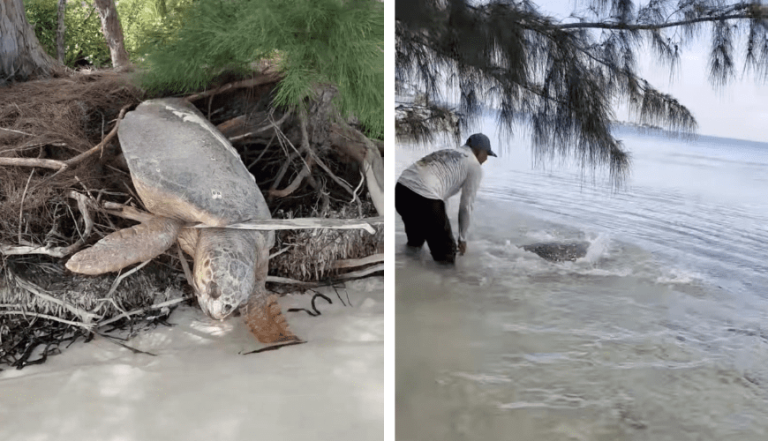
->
xmin=395 ymin=133 xmax=497 ymax=263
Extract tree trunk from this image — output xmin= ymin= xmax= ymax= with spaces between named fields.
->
xmin=0 ymin=0 xmax=62 ymax=83
xmin=92 ymin=0 xmax=131 ymax=71
xmin=56 ymin=0 xmax=67 ymax=64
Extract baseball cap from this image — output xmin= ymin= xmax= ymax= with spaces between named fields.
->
xmin=465 ymin=133 xmax=497 ymax=157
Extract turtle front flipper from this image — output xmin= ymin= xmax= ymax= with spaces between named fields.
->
xmin=66 ymin=217 xmax=183 ymax=275
xmin=244 ymin=294 xmax=302 ymax=344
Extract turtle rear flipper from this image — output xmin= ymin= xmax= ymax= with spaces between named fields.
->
xmin=66 ymin=217 xmax=183 ymax=275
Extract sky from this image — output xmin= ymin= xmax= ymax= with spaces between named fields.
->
xmin=533 ymin=0 xmax=768 ymax=143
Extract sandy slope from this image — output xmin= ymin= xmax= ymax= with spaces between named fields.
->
xmin=0 ymin=277 xmax=383 ymax=441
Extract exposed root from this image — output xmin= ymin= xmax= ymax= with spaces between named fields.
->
xmin=184 ymin=71 xmax=281 ymax=103
xmin=269 ymin=156 xmax=314 ymax=198
xmin=1 ymin=191 xmax=93 ymax=257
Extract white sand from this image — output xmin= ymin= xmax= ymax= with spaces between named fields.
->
xmin=0 ymin=277 xmax=383 ymax=441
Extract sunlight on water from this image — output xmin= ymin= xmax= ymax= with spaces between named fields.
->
xmin=396 ymin=124 xmax=768 ymax=441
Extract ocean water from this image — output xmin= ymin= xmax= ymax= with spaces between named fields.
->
xmin=395 ymin=120 xmax=768 ymax=441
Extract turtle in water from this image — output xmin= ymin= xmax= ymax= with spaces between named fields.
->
xmin=521 ymin=241 xmax=590 ymax=262
xmin=66 ymin=98 xmax=299 ymax=344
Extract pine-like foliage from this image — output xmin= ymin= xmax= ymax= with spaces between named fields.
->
xmin=140 ymin=0 xmax=384 ymax=139
xmin=397 ymin=0 xmax=768 ymax=187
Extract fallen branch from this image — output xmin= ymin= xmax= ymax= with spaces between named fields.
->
xmin=0 ymin=157 xmax=67 ymax=170
xmin=266 ymin=276 xmax=318 ymax=286
xmin=266 ymin=262 xmax=384 ymax=286
xmin=194 ymin=216 xmax=383 ymax=234
xmin=332 ymin=253 xmax=384 ymax=269
xmin=103 ymin=200 xmax=382 ymax=233
xmin=335 ymin=263 xmax=384 ymax=279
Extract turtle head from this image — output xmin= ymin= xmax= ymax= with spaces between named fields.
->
xmin=193 ymin=252 xmax=254 ymax=320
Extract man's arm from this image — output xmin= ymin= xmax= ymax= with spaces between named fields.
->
xmin=457 ymin=163 xmax=482 ymax=252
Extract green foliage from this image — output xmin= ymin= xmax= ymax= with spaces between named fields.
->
xmin=23 ymin=0 xmax=193 ymax=68
xmin=139 ymin=0 xmax=384 ymax=139
xmin=24 ymin=0 xmax=111 ymax=67
xmin=117 ymin=0 xmax=195 ymax=58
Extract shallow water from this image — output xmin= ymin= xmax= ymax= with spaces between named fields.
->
xmin=396 ymin=123 xmax=768 ymax=441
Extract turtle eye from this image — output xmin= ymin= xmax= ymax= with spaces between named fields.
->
xmin=207 ymin=280 xmax=221 ymax=299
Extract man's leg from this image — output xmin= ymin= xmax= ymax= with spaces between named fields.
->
xmin=424 ymin=200 xmax=457 ymax=263
xmin=395 ymin=183 xmax=426 ymax=248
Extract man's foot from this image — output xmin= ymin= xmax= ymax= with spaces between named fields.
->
xmin=244 ymin=295 xmax=302 ymax=344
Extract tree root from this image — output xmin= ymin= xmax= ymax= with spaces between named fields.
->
xmin=269 ymin=156 xmax=315 ymax=198
xmin=329 ymin=120 xmax=384 ymax=215
xmin=0 ymin=191 xmax=93 ymax=257
xmin=184 ymin=71 xmax=282 ymax=103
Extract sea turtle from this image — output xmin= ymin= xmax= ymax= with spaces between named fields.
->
xmin=66 ymin=98 xmax=299 ymax=344
xmin=521 ymin=241 xmax=590 ymax=262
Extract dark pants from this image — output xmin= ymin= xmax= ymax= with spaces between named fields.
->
xmin=395 ymin=183 xmax=457 ymax=263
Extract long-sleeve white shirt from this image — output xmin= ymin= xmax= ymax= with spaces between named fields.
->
xmin=397 ymin=145 xmax=483 ymax=242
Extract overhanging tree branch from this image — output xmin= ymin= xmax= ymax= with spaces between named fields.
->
xmin=396 ymin=0 xmax=765 ymax=188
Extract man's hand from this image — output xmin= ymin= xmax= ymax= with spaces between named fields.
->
xmin=458 ymin=240 xmax=467 ymax=255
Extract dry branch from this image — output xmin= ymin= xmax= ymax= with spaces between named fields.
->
xmin=194 ymin=216 xmax=383 ymax=234
xmin=99 ymin=200 xmax=382 ymax=233
xmin=336 ymin=263 xmax=383 ymax=279
xmin=332 ymin=253 xmax=384 ymax=269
